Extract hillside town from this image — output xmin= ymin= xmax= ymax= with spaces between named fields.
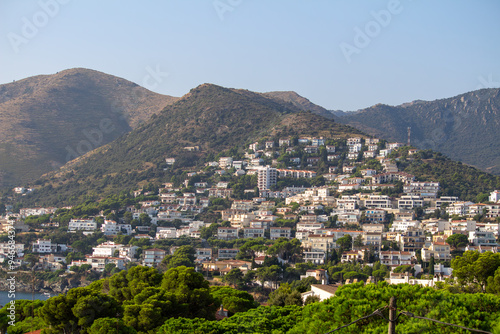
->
xmin=1 ymin=136 xmax=499 ymax=295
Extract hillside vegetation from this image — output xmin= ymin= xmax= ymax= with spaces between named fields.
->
xmin=0 ymin=68 xmax=178 ymax=188
xmin=338 ymin=88 xmax=500 ymax=175
xmin=15 ymin=83 xmax=363 ymax=206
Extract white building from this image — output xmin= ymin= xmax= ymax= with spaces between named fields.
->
xmin=32 ymin=239 xmax=67 ymax=253
xmin=446 ymin=202 xmax=474 ymax=216
xmin=68 ymin=219 xmax=97 ymax=234
xmin=218 ymin=157 xmax=233 ymax=169
xmin=301 ymin=284 xmax=338 ymax=302
xmin=257 ymin=166 xmax=277 ymax=191
xmin=101 ymin=220 xmax=132 ymax=236
xmin=404 ymin=182 xmax=440 ymax=199
xmin=390 ymin=220 xmax=420 ymax=232
xmin=363 ymin=195 xmax=393 ymax=209
xmin=92 ymin=242 xmax=122 ymax=257
xmin=398 ymin=195 xmax=424 ymax=210
xmin=490 ymin=190 xmax=500 ymax=203
xmin=0 ymin=243 xmax=24 ymax=261
xmin=469 ymin=231 xmax=497 ymax=247
xmin=380 ymin=251 xmax=412 ymax=267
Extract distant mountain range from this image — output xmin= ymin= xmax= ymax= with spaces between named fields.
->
xmin=335 ymin=88 xmax=500 ymax=175
xmin=0 ymin=68 xmax=178 ymax=188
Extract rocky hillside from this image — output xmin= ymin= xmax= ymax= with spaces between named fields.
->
xmin=0 ymin=68 xmax=178 ymax=188
xmin=18 ymin=83 xmax=363 ymax=206
xmin=338 ymin=88 xmax=500 ymax=175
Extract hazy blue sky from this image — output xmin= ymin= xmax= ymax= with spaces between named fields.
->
xmin=1 ymin=0 xmax=500 ymax=110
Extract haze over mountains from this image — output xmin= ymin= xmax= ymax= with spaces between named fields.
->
xmin=1 ymin=68 xmax=499 ymax=192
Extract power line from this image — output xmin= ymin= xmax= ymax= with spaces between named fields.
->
xmin=325 ymin=306 xmax=387 ymax=333
xmin=399 ymin=310 xmax=493 ymax=334
xmin=324 ymin=300 xmax=493 ymax=334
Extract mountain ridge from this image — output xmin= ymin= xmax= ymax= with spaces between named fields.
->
xmin=16 ymin=83 xmax=365 ymax=206
xmin=0 ymin=68 xmax=179 ymax=188
xmin=337 ymin=88 xmax=500 ymax=174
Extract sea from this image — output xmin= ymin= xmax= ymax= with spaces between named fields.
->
xmin=0 ymin=290 xmax=52 ymax=307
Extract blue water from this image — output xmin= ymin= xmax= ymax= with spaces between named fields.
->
xmin=0 ymin=290 xmax=51 ymax=307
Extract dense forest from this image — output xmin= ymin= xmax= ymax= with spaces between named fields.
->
xmin=2 ymin=265 xmax=500 ymax=334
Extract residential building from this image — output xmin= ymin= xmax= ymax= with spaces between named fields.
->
xmin=364 ymin=210 xmax=387 ymax=223
xmin=397 ymin=227 xmax=425 ymax=252
xmin=218 ymin=157 xmax=233 ymax=169
xmin=380 ymin=251 xmax=412 ymax=267
xmin=243 ymin=227 xmax=265 ymax=238
xmin=68 ymin=218 xmax=97 ymax=234
xmin=421 ymin=242 xmax=451 ymax=262
xmin=301 ymin=284 xmax=339 ymax=302
xmin=341 ymin=250 xmax=365 ymax=263
xmin=270 ymin=227 xmax=292 ymax=240
xmin=92 ymin=242 xmax=122 ymax=257
xmin=469 ymin=231 xmax=497 ymax=246
xmin=101 ymin=220 xmax=132 ymax=236
xmin=143 ymin=248 xmax=167 ymax=267
xmin=0 ymin=243 xmax=24 ymax=260
xmin=363 ymin=232 xmax=382 ymax=248
xmin=398 ymin=195 xmax=424 ymax=210
xmin=32 ymin=239 xmax=67 ymax=253
xmin=490 ymin=190 xmax=500 ymax=203
xmin=300 ymin=269 xmax=329 ymax=284
xmin=403 ymin=182 xmax=440 ymax=199
xmin=195 ymin=248 xmax=213 ymax=261
xmin=364 ymin=195 xmax=393 ymax=209
xmin=218 ymin=248 xmax=239 ymax=260
xmin=86 ymin=256 xmax=125 ymax=272
xmin=258 ymin=166 xmax=277 ymax=191
xmin=217 ymin=227 xmax=239 ymax=240
xmin=446 ymin=202 xmax=474 ymax=216
xmin=156 ymin=227 xmax=178 ymax=239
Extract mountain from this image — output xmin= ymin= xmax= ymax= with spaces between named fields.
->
xmin=337 ymin=88 xmax=500 ymax=175
xmin=0 ymin=68 xmax=178 ymax=188
xmin=18 ymin=83 xmax=364 ymax=206
xmin=262 ymin=91 xmax=335 ymax=119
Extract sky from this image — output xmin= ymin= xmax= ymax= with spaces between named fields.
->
xmin=1 ymin=0 xmax=500 ymax=111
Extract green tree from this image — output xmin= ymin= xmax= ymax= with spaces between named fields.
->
xmin=210 ymin=286 xmax=259 ymax=314
xmin=268 ymin=283 xmax=303 ymax=307
xmin=88 ymin=317 xmax=137 ymax=334
xmin=161 ymin=245 xmax=196 ymax=270
xmin=222 ymin=268 xmax=244 ymax=287
xmin=41 ymin=287 xmax=121 ymax=334
xmin=452 ymin=251 xmax=500 ymax=292
xmin=336 ymin=235 xmax=352 ymax=252
xmin=256 ymin=265 xmax=282 ymax=290
xmin=446 ymin=233 xmax=469 ymax=249
xmin=161 ymin=266 xmax=218 ymax=320
xmin=267 ymin=238 xmax=302 ymax=263
xmin=353 ymin=235 xmax=364 ymax=248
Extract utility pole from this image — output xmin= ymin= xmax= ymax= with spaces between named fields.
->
xmin=388 ymin=296 xmax=397 ymax=334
